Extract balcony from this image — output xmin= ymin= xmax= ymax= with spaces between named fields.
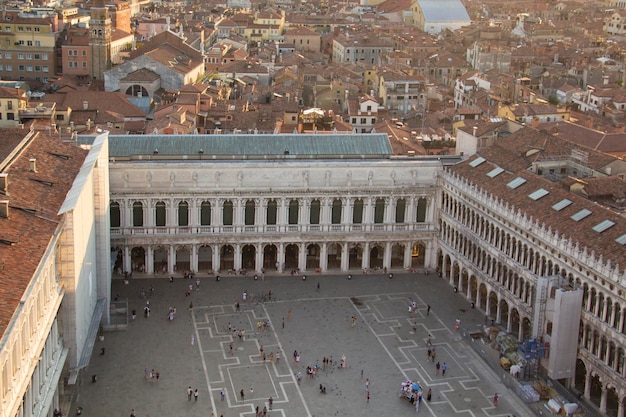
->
xmin=110 ymin=222 xmax=434 ymax=238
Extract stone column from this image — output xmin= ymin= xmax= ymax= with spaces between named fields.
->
xmin=212 ymin=244 xmax=219 ymax=273
xmin=518 ymin=318 xmax=524 ymax=342
xmin=191 ymin=245 xmax=198 ymax=273
xmin=124 ymin=199 xmax=131 ymax=228
xmin=256 ymin=243 xmax=264 ymax=273
xmin=146 ymin=246 xmax=154 ymax=274
xmin=365 ymin=197 xmax=374 ymax=226
xmin=617 ymin=397 xmax=624 ymax=417
xmin=404 ymin=243 xmax=412 ymax=270
xmin=124 ymin=246 xmax=131 ymax=274
xmin=600 ymin=386 xmax=608 ymax=414
xmin=169 ymin=245 xmax=176 ymax=274
xmin=583 ymin=373 xmax=591 ymax=399
xmin=362 ymin=241 xmax=370 ymax=270
xmin=342 ymin=197 xmax=351 ymax=226
xmin=496 ymin=301 xmax=502 ymax=324
xmin=234 ymin=244 xmax=242 ymax=271
xmin=279 ymin=198 xmax=287 ymax=232
xmin=278 ymin=242 xmax=285 ymax=272
xmin=341 ymin=243 xmax=349 ymax=271
xmin=299 ymin=243 xmax=307 ymax=272
xmin=506 ymin=312 xmax=512 ymax=333
xmin=384 ymin=242 xmax=392 ymax=270
xmin=320 ymin=242 xmax=328 ymax=272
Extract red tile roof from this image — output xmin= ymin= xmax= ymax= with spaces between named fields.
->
xmin=0 ymin=129 xmax=88 ymax=339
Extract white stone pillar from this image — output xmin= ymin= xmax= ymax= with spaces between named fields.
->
xmin=147 ymin=246 xmax=154 ymax=274
xmin=279 ymin=198 xmax=287 ymax=231
xmin=600 ymin=386 xmax=608 ymax=413
xmin=320 ymin=242 xmax=328 ymax=272
xmin=365 ymin=197 xmax=374 ymax=226
xmin=384 ymin=242 xmax=392 ymax=270
xmin=342 ymin=197 xmax=351 ymax=226
xmin=212 ymin=244 xmax=219 ymax=273
xmin=169 ymin=198 xmax=176 ymax=227
xmin=169 ymin=245 xmax=176 ymax=274
xmin=278 ymin=242 xmax=285 ymax=272
xmin=124 ymin=199 xmax=132 ymax=228
xmin=362 ymin=242 xmax=370 ymax=270
xmin=191 ymin=245 xmax=198 ymax=273
xmin=341 ymin=243 xmax=349 ymax=271
xmin=124 ymin=246 xmax=131 ymax=274
xmin=299 ymin=243 xmax=307 ymax=272
xmin=256 ymin=243 xmax=263 ymax=273
xmin=404 ymin=243 xmax=412 ymax=269
xmin=234 ymin=244 xmax=242 ymax=271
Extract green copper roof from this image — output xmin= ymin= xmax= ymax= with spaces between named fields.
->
xmin=104 ymin=133 xmax=393 ymax=159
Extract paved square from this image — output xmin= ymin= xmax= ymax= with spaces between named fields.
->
xmin=75 ymin=273 xmax=534 ymax=417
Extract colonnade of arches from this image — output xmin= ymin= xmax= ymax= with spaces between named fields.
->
xmin=112 ymin=241 xmax=428 ymax=275
xmin=109 ymin=194 xmax=433 ymax=230
xmin=440 ymin=188 xmax=626 ymax=417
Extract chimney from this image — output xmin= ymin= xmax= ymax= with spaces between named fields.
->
xmin=29 ymin=158 xmax=37 ymax=172
xmin=83 ymin=100 xmax=89 ymax=110
xmin=0 ymin=173 xmax=7 ymax=195
xmin=0 ymin=200 xmax=8 ymax=218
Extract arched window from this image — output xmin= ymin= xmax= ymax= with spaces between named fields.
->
xmin=223 ymin=200 xmax=233 ymax=226
xmin=132 ymin=202 xmax=143 ymax=227
xmin=288 ymin=200 xmax=299 ymax=225
xmin=110 ymin=202 xmax=121 ymax=227
xmin=374 ymin=198 xmax=385 ymax=223
xmin=267 ymin=199 xmax=277 ymax=225
xmin=416 ymin=198 xmax=427 ymax=222
xmin=200 ymin=202 xmax=211 ymax=225
xmin=155 ymin=201 xmax=166 ymax=226
xmin=352 ymin=199 xmax=363 ymax=224
xmin=331 ymin=199 xmax=342 ymax=224
xmin=245 ymin=200 xmax=255 ymax=225
xmin=310 ymin=199 xmax=320 ymax=224
xmin=395 ymin=198 xmax=406 ymax=223
xmin=178 ymin=201 xmax=189 ymax=226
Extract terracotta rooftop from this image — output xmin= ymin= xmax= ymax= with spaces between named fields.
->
xmin=448 ymin=131 xmax=626 ymax=271
xmin=0 ymin=129 xmax=88 ymax=339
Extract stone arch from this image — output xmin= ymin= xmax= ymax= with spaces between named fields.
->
xmin=349 ymin=244 xmax=363 ymax=269
xmin=369 ymin=243 xmax=384 ymax=269
xmin=220 ymin=245 xmax=234 ymax=271
xmin=198 ymin=245 xmax=213 ymax=272
xmin=306 ymin=243 xmax=321 ymax=270
xmin=574 ymin=358 xmax=587 ymax=393
xmin=241 ymin=244 xmax=256 ymax=270
xmin=131 ymin=246 xmax=145 ymax=272
xmin=154 ymin=246 xmax=168 ymax=272
xmin=488 ymin=291 xmax=498 ymax=319
xmin=284 ymin=244 xmax=299 ymax=269
xmin=411 ymin=242 xmax=426 ymax=267
xmin=327 ymin=242 xmax=342 ymax=270
xmin=390 ymin=244 xmax=404 ymax=268
xmin=263 ymin=244 xmax=277 ymax=270
xmin=175 ymin=246 xmax=190 ymax=272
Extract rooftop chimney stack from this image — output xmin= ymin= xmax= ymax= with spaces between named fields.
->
xmin=29 ymin=158 xmax=37 ymax=172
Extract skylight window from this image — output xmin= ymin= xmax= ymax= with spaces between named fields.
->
xmin=487 ymin=167 xmax=504 ymax=178
xmin=592 ymin=220 xmax=615 ymax=233
xmin=552 ymin=199 xmax=572 ymax=211
xmin=507 ymin=177 xmax=527 ymax=189
xmin=528 ymin=188 xmax=549 ymax=201
xmin=571 ymin=209 xmax=592 ymax=222
xmin=616 ymin=234 xmax=626 ymax=245
xmin=469 ymin=157 xmax=486 ymax=167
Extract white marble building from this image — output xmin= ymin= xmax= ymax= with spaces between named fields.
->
xmin=106 ymin=133 xmax=452 ymax=276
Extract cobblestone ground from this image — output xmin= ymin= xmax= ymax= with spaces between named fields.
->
xmin=73 ymin=272 xmax=536 ymax=417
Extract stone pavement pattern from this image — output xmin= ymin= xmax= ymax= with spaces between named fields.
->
xmin=75 ymin=272 xmax=535 ymax=417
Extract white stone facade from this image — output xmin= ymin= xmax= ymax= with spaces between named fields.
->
xmin=109 ymin=158 xmax=441 ymax=275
